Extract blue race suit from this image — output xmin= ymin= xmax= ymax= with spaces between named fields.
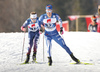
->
xmin=39 ymin=13 xmax=72 ymax=57
xmin=22 ymin=18 xmax=40 ymax=55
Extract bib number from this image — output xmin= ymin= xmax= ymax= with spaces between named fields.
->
xmin=46 ymin=23 xmax=53 ymax=28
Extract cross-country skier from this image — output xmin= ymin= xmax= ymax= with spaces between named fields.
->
xmin=21 ymin=12 xmax=40 ymax=63
xmin=88 ymin=15 xmax=97 ymax=32
xmin=39 ymin=4 xmax=80 ymax=66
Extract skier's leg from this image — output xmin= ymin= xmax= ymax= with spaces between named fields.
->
xmin=25 ymin=33 xmax=34 ymax=63
xmin=70 ymin=53 xmax=80 ymax=63
xmin=52 ymin=34 xmax=80 ymax=63
xmin=32 ymin=33 xmax=40 ymax=61
xmin=48 ymin=57 xmax=52 ymax=66
xmin=52 ymin=34 xmax=72 ymax=55
xmin=44 ymin=35 xmax=52 ymax=65
xmin=27 ymin=38 xmax=34 ymax=55
xmin=45 ymin=35 xmax=52 ymax=57
xmin=25 ymin=38 xmax=33 ymax=63
xmin=25 ymin=54 xmax=30 ymax=63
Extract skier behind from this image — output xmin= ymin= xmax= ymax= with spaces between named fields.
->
xmin=88 ymin=15 xmax=97 ymax=32
xmin=21 ymin=12 xmax=40 ymax=63
xmin=97 ymin=5 xmax=100 ymax=33
xmin=39 ymin=4 xmax=80 ymax=66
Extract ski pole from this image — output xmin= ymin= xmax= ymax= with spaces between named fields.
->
xmin=61 ymin=34 xmax=64 ymax=40
xmin=21 ymin=31 xmax=26 ymax=62
xmin=38 ymin=35 xmax=40 ymax=44
xmin=43 ymin=33 xmax=44 ymax=62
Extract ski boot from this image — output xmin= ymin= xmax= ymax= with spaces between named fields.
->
xmin=25 ymin=54 xmax=30 ymax=63
xmin=32 ymin=52 xmax=36 ymax=62
xmin=48 ymin=57 xmax=52 ymax=66
xmin=70 ymin=53 xmax=80 ymax=64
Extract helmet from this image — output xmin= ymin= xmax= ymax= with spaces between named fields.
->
xmin=46 ymin=4 xmax=52 ymax=10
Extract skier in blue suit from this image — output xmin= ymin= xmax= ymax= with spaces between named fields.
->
xmin=39 ymin=4 xmax=80 ymax=66
xmin=21 ymin=12 xmax=40 ymax=63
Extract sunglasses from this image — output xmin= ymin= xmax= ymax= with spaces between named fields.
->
xmin=32 ymin=19 xmax=36 ymax=20
xmin=46 ymin=10 xmax=52 ymax=13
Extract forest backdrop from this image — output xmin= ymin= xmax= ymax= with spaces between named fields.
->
xmin=0 ymin=0 xmax=99 ymax=32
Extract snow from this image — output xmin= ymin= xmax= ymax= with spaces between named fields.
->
xmin=0 ymin=32 xmax=100 ymax=72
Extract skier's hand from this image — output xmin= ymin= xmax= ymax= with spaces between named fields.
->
xmin=39 ymin=27 xmax=44 ymax=34
xmin=60 ymin=27 xmax=64 ymax=35
xmin=39 ymin=30 xmax=42 ymax=34
xmin=21 ymin=26 xmax=26 ymax=32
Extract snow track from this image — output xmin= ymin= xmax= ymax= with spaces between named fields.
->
xmin=0 ymin=32 xmax=100 ymax=72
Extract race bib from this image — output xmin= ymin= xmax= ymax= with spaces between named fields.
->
xmin=28 ymin=23 xmax=39 ymax=32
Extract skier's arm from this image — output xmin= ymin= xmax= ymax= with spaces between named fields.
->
xmin=21 ymin=26 xmax=26 ymax=32
xmin=21 ymin=20 xmax=29 ymax=32
xmin=56 ymin=14 xmax=63 ymax=34
xmin=38 ymin=21 xmax=44 ymax=34
xmin=38 ymin=15 xmax=45 ymax=34
xmin=88 ymin=24 xmax=92 ymax=32
xmin=88 ymin=24 xmax=91 ymax=31
xmin=39 ymin=26 xmax=44 ymax=34
xmin=56 ymin=14 xmax=63 ymax=28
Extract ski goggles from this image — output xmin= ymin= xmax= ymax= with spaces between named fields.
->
xmin=46 ymin=10 xmax=52 ymax=13
xmin=31 ymin=18 xmax=36 ymax=20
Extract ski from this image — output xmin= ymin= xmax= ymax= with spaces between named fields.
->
xmin=19 ymin=61 xmax=38 ymax=65
xmin=20 ymin=62 xmax=30 ymax=65
xmin=31 ymin=60 xmax=38 ymax=63
xmin=70 ymin=62 xmax=93 ymax=65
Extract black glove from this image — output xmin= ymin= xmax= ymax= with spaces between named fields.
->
xmin=39 ymin=27 xmax=44 ymax=34
xmin=60 ymin=27 xmax=64 ymax=35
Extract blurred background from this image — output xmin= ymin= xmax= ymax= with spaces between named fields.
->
xmin=0 ymin=0 xmax=100 ymax=32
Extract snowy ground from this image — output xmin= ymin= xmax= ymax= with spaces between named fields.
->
xmin=0 ymin=32 xmax=100 ymax=72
